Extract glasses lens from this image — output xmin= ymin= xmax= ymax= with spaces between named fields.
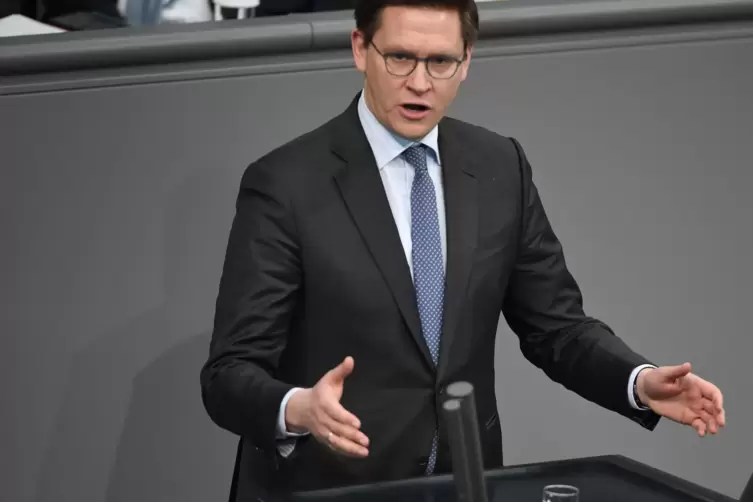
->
xmin=428 ymin=59 xmax=458 ymax=79
xmin=386 ymin=56 xmax=417 ymax=76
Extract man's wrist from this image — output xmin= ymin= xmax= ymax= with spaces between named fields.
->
xmin=628 ymin=364 xmax=656 ymax=410
xmin=285 ymin=387 xmax=311 ymax=434
xmin=635 ymin=367 xmax=654 ymax=408
xmin=277 ymin=388 xmax=309 ymax=438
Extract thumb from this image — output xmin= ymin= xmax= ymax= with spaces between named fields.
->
xmin=325 ymin=356 xmax=354 ymax=385
xmin=660 ymin=362 xmax=691 ymax=382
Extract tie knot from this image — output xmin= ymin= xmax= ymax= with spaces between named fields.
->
xmin=402 ymin=144 xmax=429 ymax=173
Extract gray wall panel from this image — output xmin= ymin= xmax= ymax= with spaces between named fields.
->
xmin=456 ymin=34 xmax=753 ymax=497
xmin=3 ymin=0 xmax=753 ymax=77
xmin=1 ymin=18 xmax=751 ymax=502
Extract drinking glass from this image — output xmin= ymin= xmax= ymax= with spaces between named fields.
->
xmin=542 ymin=484 xmax=579 ymax=502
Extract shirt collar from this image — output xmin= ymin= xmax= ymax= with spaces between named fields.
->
xmin=357 ymin=91 xmax=441 ymax=170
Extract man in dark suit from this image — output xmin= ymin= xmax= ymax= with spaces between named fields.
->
xmin=200 ymin=0 xmax=726 ymax=500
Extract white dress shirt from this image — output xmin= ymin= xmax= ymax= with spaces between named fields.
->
xmin=274 ymin=92 xmax=653 ymax=457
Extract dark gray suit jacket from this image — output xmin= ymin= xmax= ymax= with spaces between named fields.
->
xmin=200 ymin=93 xmax=661 ymax=501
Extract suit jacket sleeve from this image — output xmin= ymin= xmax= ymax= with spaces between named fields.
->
xmin=200 ymin=160 xmax=300 ymax=450
xmin=501 ymin=138 xmax=660 ymax=430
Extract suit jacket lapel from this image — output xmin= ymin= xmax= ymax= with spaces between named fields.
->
xmin=437 ymin=121 xmax=479 ymax=378
xmin=330 ymin=96 xmax=435 ymax=371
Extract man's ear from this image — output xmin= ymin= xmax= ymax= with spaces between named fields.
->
xmin=351 ymin=29 xmax=368 ymax=73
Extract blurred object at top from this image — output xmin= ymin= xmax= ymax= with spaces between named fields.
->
xmin=217 ymin=0 xmax=357 ymax=19
xmin=0 ymin=0 xmax=360 ymax=34
xmin=0 ymin=0 xmax=127 ymax=30
xmin=116 ymin=0 xmax=358 ymax=26
xmin=210 ymin=0 xmax=257 ymax=21
xmin=0 ymin=13 xmax=66 ymax=37
xmin=118 ymin=0 xmax=211 ymax=25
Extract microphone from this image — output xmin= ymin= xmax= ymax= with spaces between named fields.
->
xmin=442 ymin=381 xmax=489 ymax=502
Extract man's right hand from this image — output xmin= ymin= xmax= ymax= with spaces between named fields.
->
xmin=285 ymin=356 xmax=370 ymax=457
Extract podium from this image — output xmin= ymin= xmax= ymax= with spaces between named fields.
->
xmin=293 ymin=454 xmax=736 ymax=502
xmin=293 ymin=382 xmax=738 ymax=502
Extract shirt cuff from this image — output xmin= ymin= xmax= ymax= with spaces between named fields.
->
xmin=628 ymin=364 xmax=657 ymax=410
xmin=276 ymin=387 xmax=308 ymax=439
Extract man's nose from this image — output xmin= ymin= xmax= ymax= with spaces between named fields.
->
xmin=406 ymin=63 xmax=431 ymax=93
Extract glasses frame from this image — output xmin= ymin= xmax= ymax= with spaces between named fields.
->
xmin=370 ymin=42 xmax=466 ymax=80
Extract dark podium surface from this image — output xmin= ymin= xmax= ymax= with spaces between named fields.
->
xmin=293 ymin=455 xmax=737 ymax=502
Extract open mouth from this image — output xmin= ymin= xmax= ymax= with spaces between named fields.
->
xmin=402 ymin=103 xmax=430 ymax=112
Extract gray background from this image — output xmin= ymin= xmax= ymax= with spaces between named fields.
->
xmin=1 ymin=13 xmax=752 ymax=502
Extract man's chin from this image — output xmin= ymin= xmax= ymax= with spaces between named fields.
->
xmin=391 ymin=119 xmax=436 ymax=141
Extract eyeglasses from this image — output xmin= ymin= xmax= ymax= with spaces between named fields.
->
xmin=370 ymin=42 xmax=465 ymax=80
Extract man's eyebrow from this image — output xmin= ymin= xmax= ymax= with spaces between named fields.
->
xmin=384 ymin=48 xmax=462 ymax=59
xmin=429 ymin=51 xmax=463 ymax=59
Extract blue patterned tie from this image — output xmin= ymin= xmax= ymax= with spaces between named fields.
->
xmin=403 ymin=144 xmax=445 ymax=475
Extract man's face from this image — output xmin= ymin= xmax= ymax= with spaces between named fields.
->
xmin=352 ymin=6 xmax=472 ymax=140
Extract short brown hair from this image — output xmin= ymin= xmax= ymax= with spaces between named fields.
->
xmin=354 ymin=0 xmax=480 ymax=49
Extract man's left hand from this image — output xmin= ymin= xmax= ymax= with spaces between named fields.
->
xmin=636 ymin=362 xmax=725 ymax=436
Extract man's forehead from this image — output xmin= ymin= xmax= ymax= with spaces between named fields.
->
xmin=373 ymin=8 xmax=464 ymax=53
xmin=378 ymin=7 xmax=462 ymax=34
